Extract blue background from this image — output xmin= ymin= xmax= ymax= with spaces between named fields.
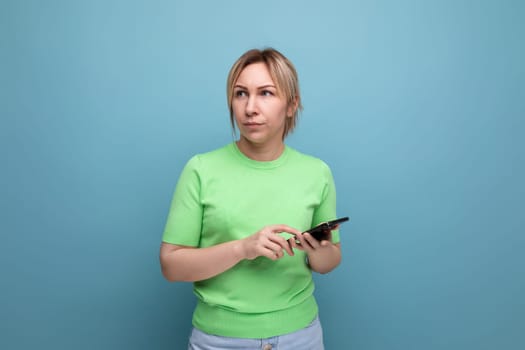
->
xmin=1 ymin=0 xmax=524 ymax=349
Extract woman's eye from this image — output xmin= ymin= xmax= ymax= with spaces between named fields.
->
xmin=235 ymin=90 xmax=247 ymax=97
xmin=261 ymin=90 xmax=274 ymax=96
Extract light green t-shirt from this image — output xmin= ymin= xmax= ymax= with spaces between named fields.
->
xmin=163 ymin=143 xmax=340 ymax=338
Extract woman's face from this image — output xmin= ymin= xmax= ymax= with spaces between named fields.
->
xmin=232 ymin=62 xmax=294 ymax=148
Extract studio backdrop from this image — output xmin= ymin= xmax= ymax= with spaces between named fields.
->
xmin=1 ymin=1 xmax=524 ymax=349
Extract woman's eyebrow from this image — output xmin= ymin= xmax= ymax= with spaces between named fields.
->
xmin=234 ymin=84 xmax=277 ymax=89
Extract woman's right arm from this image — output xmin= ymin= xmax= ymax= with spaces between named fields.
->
xmin=159 ymin=224 xmax=300 ymax=282
xmin=159 ymin=241 xmax=245 ymax=282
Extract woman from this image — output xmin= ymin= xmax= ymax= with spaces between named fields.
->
xmin=160 ymin=48 xmax=342 ymax=350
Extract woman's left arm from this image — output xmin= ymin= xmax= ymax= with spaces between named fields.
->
xmin=290 ymin=233 xmax=341 ymax=274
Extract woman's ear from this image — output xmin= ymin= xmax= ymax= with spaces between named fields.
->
xmin=287 ymin=97 xmax=299 ymax=117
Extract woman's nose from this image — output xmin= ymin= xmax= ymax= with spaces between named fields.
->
xmin=245 ymin=95 xmax=257 ymax=115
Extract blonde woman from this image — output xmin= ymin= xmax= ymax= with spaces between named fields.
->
xmin=160 ymin=48 xmax=342 ymax=350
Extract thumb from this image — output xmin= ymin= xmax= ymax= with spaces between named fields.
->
xmin=320 ymin=240 xmax=331 ymax=247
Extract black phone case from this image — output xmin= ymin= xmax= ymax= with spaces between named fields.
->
xmin=304 ymin=217 xmax=349 ymax=240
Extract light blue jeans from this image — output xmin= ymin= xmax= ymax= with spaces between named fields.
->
xmin=188 ymin=315 xmax=324 ymax=350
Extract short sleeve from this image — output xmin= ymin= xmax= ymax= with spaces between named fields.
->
xmin=311 ymin=163 xmax=340 ymax=244
xmin=162 ymin=155 xmax=203 ymax=246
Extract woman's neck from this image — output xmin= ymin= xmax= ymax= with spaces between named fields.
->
xmin=236 ymin=139 xmax=285 ymax=161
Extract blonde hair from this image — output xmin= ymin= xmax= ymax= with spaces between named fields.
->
xmin=226 ymin=48 xmax=303 ymax=139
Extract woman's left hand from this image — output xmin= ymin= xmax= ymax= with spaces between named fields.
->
xmin=289 ymin=229 xmax=332 ymax=252
xmin=289 ymin=226 xmax=341 ymax=274
xmin=289 ymin=224 xmax=339 ymax=252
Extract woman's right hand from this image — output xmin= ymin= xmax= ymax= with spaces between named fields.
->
xmin=239 ymin=224 xmax=301 ymax=260
xmin=160 ymin=224 xmax=302 ymax=282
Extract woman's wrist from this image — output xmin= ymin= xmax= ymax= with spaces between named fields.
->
xmin=231 ymin=240 xmax=246 ymax=262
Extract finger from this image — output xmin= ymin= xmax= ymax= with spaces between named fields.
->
xmin=286 ymin=238 xmax=297 ymax=254
xmin=289 ymin=237 xmax=305 ymax=251
xmin=255 ymin=244 xmax=281 ymax=260
xmin=268 ymin=224 xmax=302 ymax=236
xmin=263 ymin=248 xmax=282 ymax=260
xmin=288 ymin=237 xmax=299 ymax=248
xmin=293 ymin=233 xmax=314 ymax=251
xmin=267 ymin=238 xmax=296 ymax=257
xmin=303 ymin=232 xmax=320 ymax=249
xmin=272 ymin=247 xmax=286 ymax=259
xmin=268 ymin=234 xmax=295 ymax=256
xmin=264 ymin=240 xmax=284 ymax=254
xmin=320 ymin=240 xmax=332 ymax=247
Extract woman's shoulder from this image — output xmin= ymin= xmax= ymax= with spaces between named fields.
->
xmin=197 ymin=143 xmax=234 ymax=160
xmin=286 ymin=146 xmax=333 ymax=174
xmin=184 ymin=143 xmax=235 ymax=168
xmin=287 ymin=146 xmax=331 ymax=166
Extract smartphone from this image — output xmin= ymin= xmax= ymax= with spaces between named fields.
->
xmin=304 ymin=217 xmax=349 ymax=241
